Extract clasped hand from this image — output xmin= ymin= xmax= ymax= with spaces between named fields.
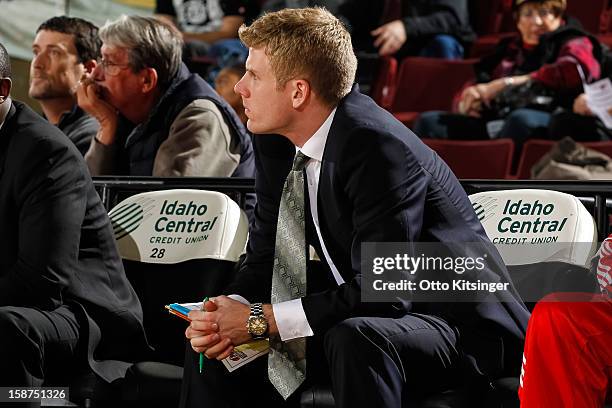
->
xmin=74 ymin=73 xmax=119 ymax=144
xmin=458 ymin=80 xmax=505 ymax=117
xmin=186 ymin=295 xmax=251 ymax=360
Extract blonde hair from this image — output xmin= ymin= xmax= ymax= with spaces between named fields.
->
xmin=239 ymin=7 xmax=357 ymax=106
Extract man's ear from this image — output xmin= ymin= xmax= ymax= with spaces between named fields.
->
xmin=83 ymin=59 xmax=97 ymax=74
xmin=291 ymin=79 xmax=311 ymax=110
xmin=0 ymin=78 xmax=12 ymax=101
xmin=141 ymin=68 xmax=158 ymax=93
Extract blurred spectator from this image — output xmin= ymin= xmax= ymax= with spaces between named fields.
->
xmin=155 ymin=0 xmax=258 ymax=62
xmin=29 ymin=16 xmax=100 ymax=156
xmin=214 ymin=63 xmax=247 ymax=126
xmin=548 ymin=87 xmax=612 ymax=141
xmin=261 ymin=0 xmax=346 ymax=15
xmin=342 ymin=0 xmax=474 ymax=59
xmin=414 ymin=0 xmax=602 ymax=150
xmin=76 ymin=15 xmax=255 ymax=180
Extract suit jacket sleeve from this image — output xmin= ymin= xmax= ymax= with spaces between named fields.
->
xmin=301 ymin=128 xmax=427 ymax=333
xmin=0 ymin=139 xmax=88 ymax=310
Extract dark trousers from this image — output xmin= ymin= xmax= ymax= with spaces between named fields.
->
xmin=179 ymin=313 xmax=465 ymax=408
xmin=0 ymin=304 xmax=81 ymax=385
xmin=0 ymin=305 xmax=81 ymax=407
xmin=548 ymin=111 xmax=612 ymax=142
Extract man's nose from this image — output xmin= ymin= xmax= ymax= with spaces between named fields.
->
xmin=32 ymin=52 xmax=45 ymax=69
xmin=234 ymin=76 xmax=248 ymax=97
xmin=91 ymin=64 xmax=105 ymax=82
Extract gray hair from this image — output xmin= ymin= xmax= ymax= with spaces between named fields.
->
xmin=100 ymin=15 xmax=183 ymax=87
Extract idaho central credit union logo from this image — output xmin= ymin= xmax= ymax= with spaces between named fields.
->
xmin=109 ymin=197 xmax=153 ymax=241
xmin=471 ymin=195 xmax=498 ymax=223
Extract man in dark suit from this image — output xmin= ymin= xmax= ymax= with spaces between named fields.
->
xmin=0 ymin=43 xmax=149 ymax=392
xmin=180 ymin=8 xmax=529 ymax=408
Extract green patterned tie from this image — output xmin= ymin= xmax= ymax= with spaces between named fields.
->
xmin=268 ymin=151 xmax=309 ymax=399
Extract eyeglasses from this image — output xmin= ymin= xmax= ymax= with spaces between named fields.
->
xmin=97 ymin=58 xmax=131 ymax=76
xmin=519 ymin=8 xmax=556 ymax=19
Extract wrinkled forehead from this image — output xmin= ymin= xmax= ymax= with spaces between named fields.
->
xmin=33 ymin=30 xmax=78 ymax=54
xmin=100 ymin=44 xmax=129 ymax=61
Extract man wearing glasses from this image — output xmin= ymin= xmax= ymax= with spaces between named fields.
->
xmin=29 ymin=16 xmax=100 ymax=156
xmin=77 ymin=15 xmax=255 ymax=184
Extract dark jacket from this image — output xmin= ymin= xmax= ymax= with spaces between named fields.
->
xmin=401 ymin=0 xmax=475 ymax=47
xmin=343 ymin=0 xmax=475 ymax=54
xmin=57 ymin=105 xmax=98 ymax=156
xmin=227 ymin=87 xmax=530 ymax=378
xmin=477 ymin=19 xmax=603 ymax=84
xmin=476 ymin=19 xmax=603 ymax=112
xmin=0 ymin=101 xmax=150 ymax=382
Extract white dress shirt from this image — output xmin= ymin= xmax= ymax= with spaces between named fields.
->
xmin=232 ymin=108 xmax=343 ymax=341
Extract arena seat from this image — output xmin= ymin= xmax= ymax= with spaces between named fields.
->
xmin=369 ymin=56 xmax=398 ymax=109
xmin=108 ymin=189 xmax=249 ymax=407
xmin=390 ymin=57 xmax=476 ymax=127
xmin=468 ymin=0 xmax=515 ymax=58
xmin=469 ymin=188 xmax=600 ymax=406
xmin=566 ymin=0 xmax=610 ymax=34
xmin=515 ymin=139 xmax=612 ymax=179
xmin=423 ymin=138 xmax=515 ymax=179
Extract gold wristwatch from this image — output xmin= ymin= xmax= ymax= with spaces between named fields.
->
xmin=246 ymin=303 xmax=268 ymax=339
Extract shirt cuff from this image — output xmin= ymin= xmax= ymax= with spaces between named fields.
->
xmin=227 ymin=294 xmax=250 ymax=305
xmin=273 ymin=299 xmax=314 ymax=341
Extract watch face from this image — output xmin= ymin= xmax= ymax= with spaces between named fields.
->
xmin=248 ymin=316 xmax=267 ymax=336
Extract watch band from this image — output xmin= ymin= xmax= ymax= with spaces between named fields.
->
xmin=250 ymin=302 xmax=264 ymax=317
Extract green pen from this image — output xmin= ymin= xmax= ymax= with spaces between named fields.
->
xmin=199 ymin=297 xmax=209 ymax=374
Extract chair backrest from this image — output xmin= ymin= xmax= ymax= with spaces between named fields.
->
xmin=108 ymin=189 xmax=248 ymax=364
xmin=370 ymin=56 xmax=398 ymax=109
xmin=390 ymin=57 xmax=477 ymax=113
xmin=516 ymin=139 xmax=612 ymax=179
xmin=469 ymin=0 xmax=509 ymax=35
xmin=470 ymin=189 xmax=599 ymax=309
xmin=110 ymin=189 xmax=248 ymax=264
xmin=423 ymin=138 xmax=514 ymax=179
xmin=515 ymin=139 xmax=555 ymax=179
xmin=566 ymin=0 xmax=609 ymax=34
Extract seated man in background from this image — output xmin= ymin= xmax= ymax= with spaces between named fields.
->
xmin=155 ymin=0 xmax=258 ymax=61
xmin=0 ymin=42 xmax=149 ymax=390
xmin=29 ymin=16 xmax=100 ymax=156
xmin=77 ymin=15 xmax=255 ymax=180
xmin=214 ymin=62 xmax=247 ymax=126
xmin=342 ymin=0 xmax=474 ymax=58
xmin=180 ymin=8 xmax=529 ymax=408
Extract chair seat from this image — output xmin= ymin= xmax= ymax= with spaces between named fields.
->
xmin=393 ymin=111 xmax=420 ymax=128
xmin=300 ymin=382 xmax=489 ymax=408
xmin=121 ymin=362 xmax=183 ymax=408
